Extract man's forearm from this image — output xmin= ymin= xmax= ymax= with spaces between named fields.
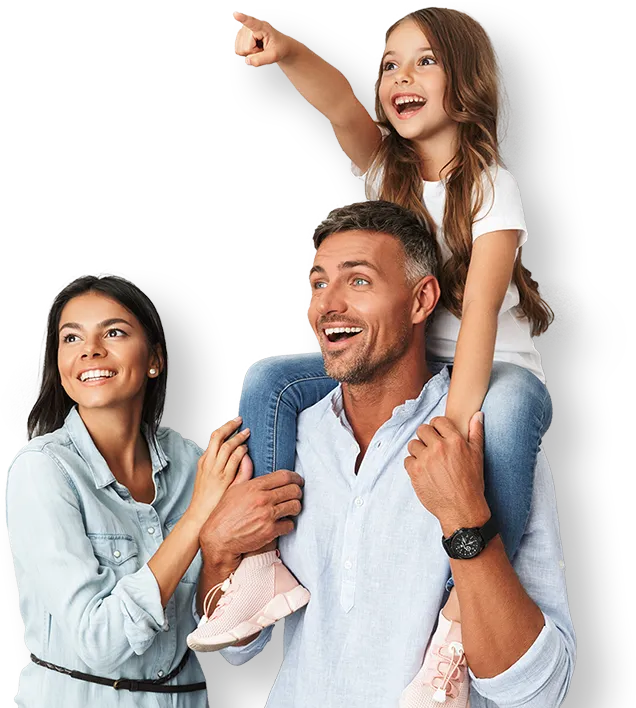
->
xmin=450 ymin=535 xmax=545 ymax=678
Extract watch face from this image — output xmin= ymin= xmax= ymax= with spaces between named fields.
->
xmin=450 ymin=529 xmax=484 ymax=559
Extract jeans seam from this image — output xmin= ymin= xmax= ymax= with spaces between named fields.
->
xmin=271 ymin=375 xmax=334 ymax=473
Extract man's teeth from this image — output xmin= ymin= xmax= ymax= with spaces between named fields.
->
xmin=324 ymin=327 xmax=363 ymax=336
xmin=79 ymin=369 xmax=116 ymax=382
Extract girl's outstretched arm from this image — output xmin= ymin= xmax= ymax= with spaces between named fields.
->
xmin=444 ymin=230 xmax=519 ymax=437
xmin=234 ymin=12 xmax=382 ymax=171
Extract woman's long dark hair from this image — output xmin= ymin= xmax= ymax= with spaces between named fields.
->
xmin=27 ymin=275 xmax=168 ymax=440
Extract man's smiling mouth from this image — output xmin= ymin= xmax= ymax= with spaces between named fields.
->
xmin=324 ymin=327 xmax=364 ymax=343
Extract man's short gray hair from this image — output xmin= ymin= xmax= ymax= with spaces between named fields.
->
xmin=312 ymin=200 xmax=438 ymax=284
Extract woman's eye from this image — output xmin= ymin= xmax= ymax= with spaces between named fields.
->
xmin=353 ymin=278 xmax=370 ymax=286
xmin=383 ymin=61 xmax=397 ymax=72
xmin=105 ymin=328 xmax=126 ymax=338
xmin=62 ymin=333 xmax=79 ymax=344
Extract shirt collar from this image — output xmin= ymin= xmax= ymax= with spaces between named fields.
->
xmin=329 ymin=364 xmax=451 ymax=431
xmin=63 ymin=406 xmax=169 ymax=490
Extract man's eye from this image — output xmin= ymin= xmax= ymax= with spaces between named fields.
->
xmin=353 ymin=278 xmax=370 ymax=286
xmin=313 ymin=281 xmax=328 ymax=290
xmin=105 ymin=328 xmax=126 ymax=338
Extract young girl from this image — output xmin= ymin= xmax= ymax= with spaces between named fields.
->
xmin=189 ymin=8 xmax=553 ymax=707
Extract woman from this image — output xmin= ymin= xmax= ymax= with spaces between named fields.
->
xmin=6 ymin=275 xmax=251 ymax=706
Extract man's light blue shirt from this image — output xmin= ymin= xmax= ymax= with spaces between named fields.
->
xmin=223 ymin=366 xmax=575 ymax=707
xmin=6 ymin=407 xmax=207 ymax=707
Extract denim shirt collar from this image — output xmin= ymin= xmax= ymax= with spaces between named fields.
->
xmin=63 ymin=407 xmax=169 ymax=489
xmin=329 ymin=364 xmax=450 ymax=431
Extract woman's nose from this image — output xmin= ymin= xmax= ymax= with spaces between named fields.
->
xmin=81 ymin=338 xmax=107 ymax=359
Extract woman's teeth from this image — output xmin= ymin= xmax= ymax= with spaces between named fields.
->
xmin=79 ymin=369 xmax=116 ymax=382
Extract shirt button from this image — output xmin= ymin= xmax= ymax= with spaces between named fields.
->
xmin=113 ymin=550 xmax=121 ymax=559
xmin=344 ymin=560 xmax=353 ymax=570
xmin=147 ymin=527 xmax=155 ymax=535
xmin=157 ymin=670 xmax=164 ymax=678
xmin=354 ymin=497 xmax=364 ymax=507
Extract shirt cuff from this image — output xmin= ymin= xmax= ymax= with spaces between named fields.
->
xmin=112 ymin=563 xmax=168 ymax=655
xmin=470 ymin=614 xmax=564 ymax=704
xmin=220 ymin=625 xmax=274 ymax=666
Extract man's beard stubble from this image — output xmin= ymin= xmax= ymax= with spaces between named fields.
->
xmin=321 ymin=320 xmax=412 ymax=386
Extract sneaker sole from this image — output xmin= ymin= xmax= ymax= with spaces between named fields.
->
xmin=187 ymin=584 xmax=311 ymax=652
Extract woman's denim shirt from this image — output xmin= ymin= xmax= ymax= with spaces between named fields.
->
xmin=6 ymin=407 xmax=207 ymax=707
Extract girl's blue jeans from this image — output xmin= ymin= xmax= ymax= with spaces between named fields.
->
xmin=238 ymin=353 xmax=552 ymax=564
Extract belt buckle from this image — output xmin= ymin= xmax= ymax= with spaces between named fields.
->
xmin=113 ymin=678 xmax=137 ymax=691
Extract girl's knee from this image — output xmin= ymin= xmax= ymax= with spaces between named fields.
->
xmin=243 ymin=354 xmax=320 ymax=391
xmin=483 ymin=363 xmax=551 ymax=433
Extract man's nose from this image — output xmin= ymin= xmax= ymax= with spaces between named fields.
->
xmin=316 ymin=284 xmax=347 ymax=315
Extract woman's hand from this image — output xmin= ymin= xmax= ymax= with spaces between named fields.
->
xmin=233 ymin=12 xmax=292 ymax=66
xmin=188 ymin=416 xmax=251 ymax=525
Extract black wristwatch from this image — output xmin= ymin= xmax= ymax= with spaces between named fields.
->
xmin=442 ymin=516 xmax=498 ymax=559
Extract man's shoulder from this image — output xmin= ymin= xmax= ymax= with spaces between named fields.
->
xmin=297 ymin=387 xmax=339 ymax=431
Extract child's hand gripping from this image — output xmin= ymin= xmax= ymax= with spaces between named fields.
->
xmin=233 ymin=11 xmax=291 ymax=66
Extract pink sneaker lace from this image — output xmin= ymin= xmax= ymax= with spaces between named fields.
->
xmin=431 ymin=641 xmax=465 ymax=703
xmin=201 ymin=575 xmax=238 ymax=622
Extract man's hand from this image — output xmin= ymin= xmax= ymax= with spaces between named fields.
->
xmin=199 ymin=459 xmax=304 ymax=568
xmin=404 ymin=411 xmax=491 ymax=536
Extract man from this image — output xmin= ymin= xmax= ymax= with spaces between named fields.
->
xmin=197 ymin=201 xmax=575 ymax=707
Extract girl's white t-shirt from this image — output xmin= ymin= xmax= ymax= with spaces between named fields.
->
xmin=361 ymin=163 xmax=545 ymax=382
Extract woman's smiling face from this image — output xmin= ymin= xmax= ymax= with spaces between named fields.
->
xmin=57 ymin=292 xmax=160 ymax=414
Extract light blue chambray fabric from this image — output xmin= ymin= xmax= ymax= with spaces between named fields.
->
xmin=222 ymin=366 xmax=575 ymax=708
xmin=6 ymin=407 xmax=207 ymax=708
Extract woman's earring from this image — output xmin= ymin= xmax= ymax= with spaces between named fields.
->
xmin=149 ymin=368 xmax=157 ymax=376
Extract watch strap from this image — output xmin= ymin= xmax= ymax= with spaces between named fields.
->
xmin=478 ymin=515 xmax=498 ymax=546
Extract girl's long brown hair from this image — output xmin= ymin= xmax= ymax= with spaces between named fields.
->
xmin=368 ymin=7 xmax=553 ymax=335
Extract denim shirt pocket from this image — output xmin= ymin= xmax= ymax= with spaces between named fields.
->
xmin=87 ymin=533 xmax=139 ymax=577
xmin=164 ymin=514 xmax=201 ymax=584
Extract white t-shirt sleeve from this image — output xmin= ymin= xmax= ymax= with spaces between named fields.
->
xmin=349 ymin=121 xmax=390 ymax=188
xmin=473 ymin=167 xmax=527 ymax=247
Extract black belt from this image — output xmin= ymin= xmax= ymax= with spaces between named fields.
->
xmin=30 ymin=648 xmax=206 ymax=693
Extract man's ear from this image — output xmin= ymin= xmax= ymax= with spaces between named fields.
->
xmin=411 ymin=275 xmax=440 ymax=325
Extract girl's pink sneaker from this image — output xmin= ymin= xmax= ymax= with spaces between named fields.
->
xmin=187 ymin=550 xmax=310 ymax=652
xmin=399 ymin=612 xmax=470 ymax=707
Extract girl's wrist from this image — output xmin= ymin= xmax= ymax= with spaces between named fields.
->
xmin=278 ymin=36 xmax=301 ymax=66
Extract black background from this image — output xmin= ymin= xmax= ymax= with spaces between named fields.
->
xmin=0 ymin=2 xmax=598 ymax=708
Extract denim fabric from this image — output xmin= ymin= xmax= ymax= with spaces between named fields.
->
xmin=223 ymin=368 xmax=575 ymax=707
xmin=6 ymin=407 xmax=207 ymax=708
xmin=239 ymin=355 xmax=551 ymax=563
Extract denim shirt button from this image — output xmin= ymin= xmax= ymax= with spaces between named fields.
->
xmin=113 ymin=550 xmax=121 ymax=558
xmin=147 ymin=527 xmax=155 ymax=535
